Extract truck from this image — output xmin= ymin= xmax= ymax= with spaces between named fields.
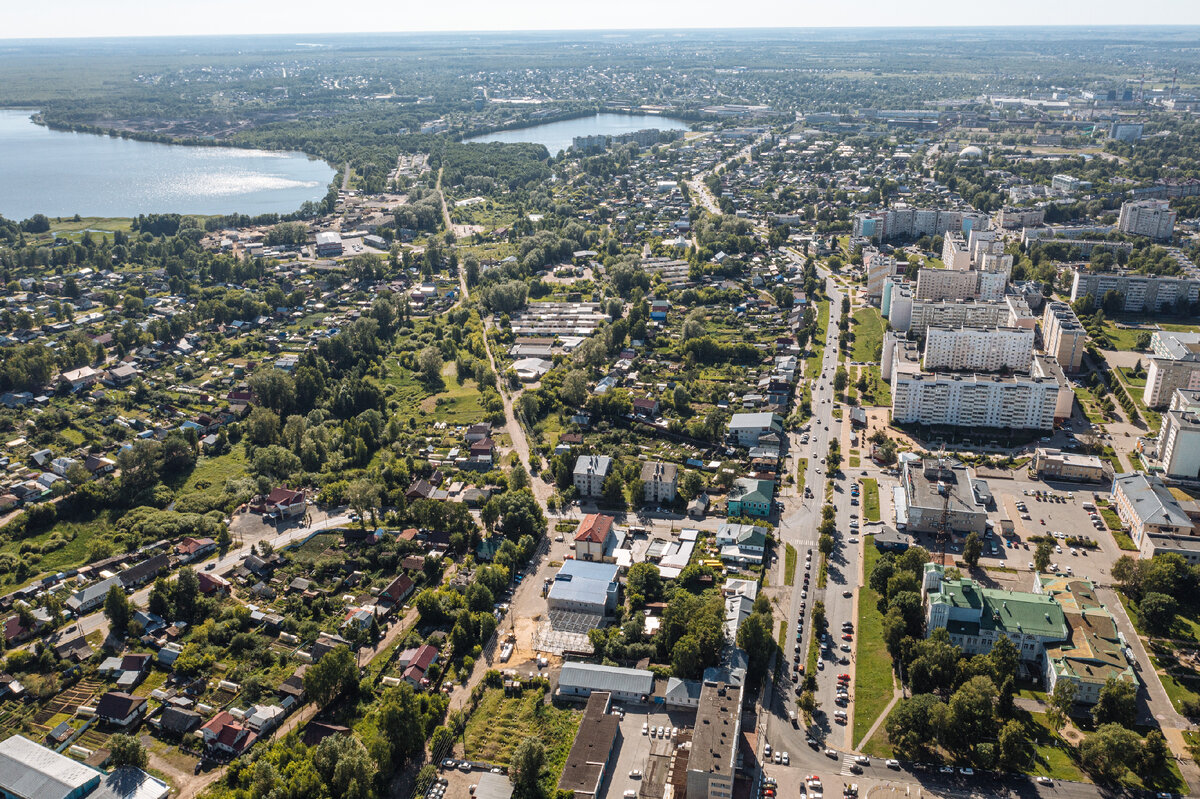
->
xmin=789 ymin=710 xmax=798 ymax=727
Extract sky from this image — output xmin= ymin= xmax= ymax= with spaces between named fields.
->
xmin=6 ymin=0 xmax=1200 ymax=39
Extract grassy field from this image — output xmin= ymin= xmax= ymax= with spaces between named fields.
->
xmin=463 ymin=688 xmax=580 ymax=788
xmin=853 ymin=539 xmax=895 ymax=749
xmin=1025 ymin=712 xmax=1089 ymax=783
xmin=181 ymin=447 xmax=249 ymax=493
xmin=850 ymin=307 xmax=886 ymax=363
xmin=38 ymin=215 xmax=134 ymax=243
xmin=785 ymin=544 xmax=797 ymax=587
xmin=861 ymin=478 xmax=880 ymax=522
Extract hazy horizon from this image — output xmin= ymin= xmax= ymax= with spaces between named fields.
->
xmin=5 ymin=0 xmax=1200 ymax=40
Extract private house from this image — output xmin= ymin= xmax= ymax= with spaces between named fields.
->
xmin=727 ymin=412 xmax=782 ymax=448
xmin=400 ymin=644 xmax=439 ymax=687
xmin=715 ymin=523 xmax=769 ymax=565
xmin=200 ymin=711 xmax=257 ymax=757
xmin=176 ymin=537 xmax=216 ymax=562
xmin=58 ymin=366 xmax=100 ymax=392
xmin=574 ymin=514 xmax=616 ymax=562
xmin=66 ymin=575 xmax=122 ymax=615
xmin=95 ymin=691 xmax=148 ymax=728
xmin=251 ymin=487 xmax=307 ymax=518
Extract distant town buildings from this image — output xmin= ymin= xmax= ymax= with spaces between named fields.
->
xmin=852 ymin=206 xmax=989 ymax=241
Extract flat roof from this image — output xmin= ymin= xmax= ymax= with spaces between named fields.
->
xmin=558 ymin=693 xmax=620 ymax=796
xmin=689 ymin=681 xmax=742 ymax=778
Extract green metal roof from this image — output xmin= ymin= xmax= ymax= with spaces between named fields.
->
xmin=931 ymin=579 xmax=1067 ymax=639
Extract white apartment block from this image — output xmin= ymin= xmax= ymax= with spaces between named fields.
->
xmin=915 ymin=267 xmax=979 ymax=301
xmin=1144 ymin=355 xmax=1200 ymax=408
xmin=977 ymin=270 xmax=1008 ymax=302
xmin=906 ymin=298 xmax=1007 ymax=335
xmin=923 ymin=325 xmax=1034 ymax=373
xmin=1041 ymin=301 xmax=1088 ymax=373
xmin=1160 ymin=408 xmax=1200 ymax=481
xmin=941 ymin=233 xmax=972 ymax=270
xmin=1070 ymin=268 xmax=1200 ymax=314
xmin=864 ymin=247 xmax=898 ymax=299
xmin=852 ymin=206 xmax=989 ymax=241
xmin=1118 ymin=199 xmax=1176 ymax=240
xmin=891 ymin=372 xmax=1060 ymax=430
xmin=1151 ymin=330 xmax=1200 ymax=360
xmin=1052 ymin=174 xmax=1092 ymax=194
xmin=881 ymin=277 xmax=913 ymax=331
xmin=997 ymin=207 xmax=1045 ymax=229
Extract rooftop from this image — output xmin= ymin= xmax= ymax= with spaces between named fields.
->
xmin=689 ymin=681 xmax=742 ymax=777
xmin=0 ymin=734 xmax=101 ymax=799
xmin=1114 ymin=472 xmax=1193 ymax=529
xmin=557 ymin=692 xmax=620 ymax=795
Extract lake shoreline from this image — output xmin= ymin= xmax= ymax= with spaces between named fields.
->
xmin=0 ymin=109 xmax=336 ymax=220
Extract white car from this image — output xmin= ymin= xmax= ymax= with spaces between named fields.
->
xmin=1036 ymin=776 xmax=1052 ymax=785
xmin=781 ymin=752 xmax=789 ymax=766
xmin=629 ymin=770 xmax=642 ymax=779
xmin=774 ymin=751 xmax=782 ymax=764
xmin=642 ymin=723 xmax=649 ymax=735
xmin=855 ymin=755 xmax=870 ymax=766
xmin=886 ymin=759 xmax=901 ymax=769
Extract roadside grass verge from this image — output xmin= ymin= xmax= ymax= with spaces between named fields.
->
xmin=861 ymin=478 xmax=880 ymax=522
xmin=785 ymin=544 xmax=797 ymax=587
xmin=853 ymin=539 xmax=895 ymax=749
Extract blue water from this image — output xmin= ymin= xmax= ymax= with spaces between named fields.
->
xmin=0 ymin=110 xmax=335 ymax=219
xmin=464 ymin=112 xmax=691 ymax=155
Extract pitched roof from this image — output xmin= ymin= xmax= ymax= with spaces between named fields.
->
xmin=0 ymin=734 xmax=101 ymax=799
xmin=574 ymin=514 xmax=614 ymax=544
xmin=96 ymin=691 xmax=146 ymax=720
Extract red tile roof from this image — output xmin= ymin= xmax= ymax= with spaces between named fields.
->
xmin=574 ymin=513 xmax=614 ymax=544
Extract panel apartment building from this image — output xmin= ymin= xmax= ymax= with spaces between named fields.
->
xmin=1041 ymin=301 xmax=1088 ymax=373
xmin=1118 ymin=199 xmax=1176 ymax=240
xmin=852 ymin=206 xmax=989 ymax=241
xmin=1143 ymin=332 xmax=1200 ymax=408
xmin=923 ymin=325 xmax=1034 ymax=373
xmin=884 ymin=330 xmax=1071 ymax=431
xmin=1070 ymin=267 xmax=1200 ymax=315
xmin=1159 ymin=389 xmax=1200 ymax=480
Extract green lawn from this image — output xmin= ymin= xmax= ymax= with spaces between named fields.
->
xmin=804 ymin=300 xmax=830 ymax=380
xmin=1098 ymin=508 xmax=1137 ymax=550
xmin=785 ymin=544 xmax=797 ymax=587
xmin=853 ymin=539 xmax=895 ymax=749
xmin=850 ymin=307 xmax=886 ymax=362
xmin=861 ymin=478 xmax=880 ymax=522
xmin=1026 ymin=712 xmax=1089 ymax=783
xmin=796 ymin=458 xmax=807 ymax=494
xmin=181 ymin=447 xmax=249 ymax=493
xmin=859 ymin=365 xmax=892 ymax=407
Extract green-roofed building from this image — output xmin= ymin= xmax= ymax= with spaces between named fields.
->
xmin=923 ymin=564 xmax=1137 ymax=704
xmin=924 ymin=563 xmax=1068 ymax=676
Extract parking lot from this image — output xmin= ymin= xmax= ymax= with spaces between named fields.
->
xmin=604 ymin=706 xmax=694 ymax=799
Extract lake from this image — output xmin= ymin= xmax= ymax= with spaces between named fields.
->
xmin=0 ymin=110 xmax=335 ymax=220
xmin=464 ymin=112 xmax=691 ymax=155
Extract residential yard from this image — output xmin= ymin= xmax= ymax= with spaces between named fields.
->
xmin=860 ymin=478 xmax=880 ymax=522
xmin=850 ymin=306 xmax=886 ymax=363
xmin=857 ymin=365 xmax=891 ymax=407
xmin=853 ymin=539 xmax=894 ymax=749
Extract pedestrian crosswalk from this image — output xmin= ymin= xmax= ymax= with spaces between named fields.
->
xmin=839 ymin=755 xmax=858 ymax=777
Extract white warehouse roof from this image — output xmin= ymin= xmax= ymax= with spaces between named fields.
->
xmin=558 ymin=662 xmax=653 ymax=696
xmin=0 ymin=734 xmax=102 ymax=799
